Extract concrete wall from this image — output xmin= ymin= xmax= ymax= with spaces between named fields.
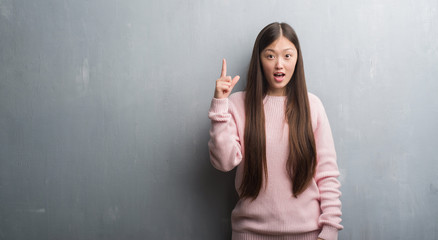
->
xmin=1 ymin=0 xmax=437 ymax=239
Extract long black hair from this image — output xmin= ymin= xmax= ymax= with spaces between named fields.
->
xmin=241 ymin=22 xmax=317 ymax=199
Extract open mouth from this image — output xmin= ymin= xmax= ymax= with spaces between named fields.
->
xmin=274 ymin=73 xmax=285 ymax=82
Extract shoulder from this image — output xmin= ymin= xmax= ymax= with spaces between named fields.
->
xmin=307 ymin=92 xmax=328 ymax=130
xmin=228 ymin=91 xmax=245 ymax=106
xmin=228 ymin=91 xmax=246 ymax=114
xmin=307 ymin=92 xmax=326 ymax=114
xmin=307 ymin=92 xmax=323 ymax=107
xmin=229 ymin=91 xmax=245 ymax=102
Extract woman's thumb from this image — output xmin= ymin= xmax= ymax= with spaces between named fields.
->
xmin=231 ymin=75 xmax=240 ymax=88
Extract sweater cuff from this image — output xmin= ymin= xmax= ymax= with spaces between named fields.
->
xmin=209 ymin=98 xmax=229 ymax=113
xmin=318 ymin=225 xmax=339 ymax=240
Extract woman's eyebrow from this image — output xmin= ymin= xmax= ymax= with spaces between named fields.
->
xmin=264 ymin=48 xmax=295 ymax=53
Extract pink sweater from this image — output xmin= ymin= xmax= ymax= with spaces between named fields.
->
xmin=208 ymin=92 xmax=343 ymax=240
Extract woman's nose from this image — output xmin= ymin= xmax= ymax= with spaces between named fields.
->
xmin=275 ymin=59 xmax=283 ymax=69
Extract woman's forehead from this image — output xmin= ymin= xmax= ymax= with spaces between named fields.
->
xmin=263 ymin=37 xmax=297 ymax=52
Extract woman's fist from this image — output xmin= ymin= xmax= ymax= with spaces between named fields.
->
xmin=214 ymin=59 xmax=240 ymax=99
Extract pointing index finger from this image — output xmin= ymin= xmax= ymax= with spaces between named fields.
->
xmin=221 ymin=58 xmax=227 ymax=77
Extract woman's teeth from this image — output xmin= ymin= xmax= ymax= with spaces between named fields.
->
xmin=274 ymin=73 xmax=285 ymax=82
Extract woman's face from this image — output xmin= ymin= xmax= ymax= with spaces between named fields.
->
xmin=260 ymin=35 xmax=298 ymax=96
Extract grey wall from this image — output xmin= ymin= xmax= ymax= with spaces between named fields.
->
xmin=1 ymin=0 xmax=437 ymax=239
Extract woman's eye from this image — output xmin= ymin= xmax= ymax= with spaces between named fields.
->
xmin=285 ymin=54 xmax=291 ymax=58
xmin=267 ymin=55 xmax=275 ymax=59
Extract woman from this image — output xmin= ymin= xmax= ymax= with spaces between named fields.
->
xmin=208 ymin=22 xmax=343 ymax=240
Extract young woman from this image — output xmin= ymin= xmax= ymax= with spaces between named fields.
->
xmin=208 ymin=22 xmax=343 ymax=240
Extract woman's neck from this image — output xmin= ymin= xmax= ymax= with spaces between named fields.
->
xmin=267 ymin=89 xmax=286 ymax=96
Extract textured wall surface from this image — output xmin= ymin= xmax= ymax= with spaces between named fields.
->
xmin=1 ymin=0 xmax=437 ymax=239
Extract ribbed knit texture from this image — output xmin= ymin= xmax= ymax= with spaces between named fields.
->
xmin=208 ymin=92 xmax=343 ymax=240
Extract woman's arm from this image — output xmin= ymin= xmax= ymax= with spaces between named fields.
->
xmin=208 ymin=98 xmax=243 ymax=172
xmin=208 ymin=59 xmax=242 ymax=172
xmin=312 ymin=96 xmax=343 ymax=240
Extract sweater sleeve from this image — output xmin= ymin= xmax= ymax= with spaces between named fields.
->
xmin=208 ymin=97 xmax=243 ymax=172
xmin=313 ymin=97 xmax=343 ymax=240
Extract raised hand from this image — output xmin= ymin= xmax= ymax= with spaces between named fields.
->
xmin=214 ymin=59 xmax=240 ymax=99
